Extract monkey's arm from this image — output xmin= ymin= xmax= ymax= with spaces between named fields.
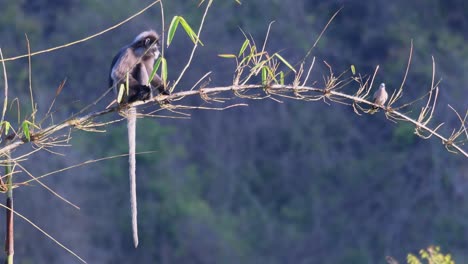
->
xmin=149 ymin=73 xmax=163 ymax=88
xmin=150 ymin=74 xmax=169 ymax=95
xmin=111 ymin=49 xmax=142 ymax=90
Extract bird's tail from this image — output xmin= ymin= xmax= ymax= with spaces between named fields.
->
xmin=127 ymin=106 xmax=138 ymax=247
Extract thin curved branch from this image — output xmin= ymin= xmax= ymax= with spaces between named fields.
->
xmin=0 ymin=83 xmax=465 ymax=158
xmin=0 ymin=0 xmax=161 ymax=63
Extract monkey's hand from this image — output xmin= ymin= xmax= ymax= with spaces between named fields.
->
xmin=157 ymin=85 xmax=170 ymax=96
xmin=138 ymin=85 xmax=152 ymax=102
xmin=152 ymin=85 xmax=170 ymax=105
xmin=128 ymin=85 xmax=152 ymax=103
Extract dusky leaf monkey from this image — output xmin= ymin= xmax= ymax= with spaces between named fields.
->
xmin=109 ymin=30 xmax=167 ymax=247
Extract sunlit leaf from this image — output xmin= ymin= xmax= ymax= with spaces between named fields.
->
xmin=22 ymin=121 xmax=31 ymax=141
xmin=261 ymin=67 xmax=267 ymax=86
xmin=280 ymin=71 xmax=284 ymax=85
xmin=167 ymin=16 xmax=180 ymax=46
xmin=117 ymin=83 xmax=125 ymax=103
xmin=126 ymin=72 xmax=129 ymax=96
xmin=351 ymin=64 xmax=356 ymax=75
xmin=238 ymin=39 xmax=250 ymax=57
xmin=251 ymin=60 xmax=267 ymax=74
xmin=407 ymin=254 xmax=421 ymax=264
xmin=274 ymin=53 xmax=296 ymax=73
xmin=1 ymin=121 xmax=11 ymax=136
xmin=149 ymin=57 xmax=162 ymax=85
xmin=178 ymin=17 xmax=204 ymax=46
xmin=265 ymin=67 xmax=277 ymax=83
xmin=218 ymin=54 xmax=237 ymax=58
xmin=239 ymin=54 xmax=252 ymax=66
xmin=161 ymin=57 xmax=168 ymax=83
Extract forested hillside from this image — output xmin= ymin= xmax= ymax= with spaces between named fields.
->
xmin=0 ymin=0 xmax=466 ymax=263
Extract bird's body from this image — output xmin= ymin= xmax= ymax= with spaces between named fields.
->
xmin=370 ymin=83 xmax=388 ymax=113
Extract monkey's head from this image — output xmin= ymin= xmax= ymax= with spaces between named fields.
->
xmin=131 ymin=30 xmax=161 ymax=59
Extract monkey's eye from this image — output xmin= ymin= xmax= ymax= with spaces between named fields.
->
xmin=144 ymin=38 xmax=151 ymax=46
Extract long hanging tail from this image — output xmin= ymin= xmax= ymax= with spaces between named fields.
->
xmin=127 ymin=106 xmax=138 ymax=247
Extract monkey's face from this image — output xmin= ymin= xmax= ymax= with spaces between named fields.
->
xmin=133 ymin=36 xmax=160 ymax=59
xmin=141 ymin=37 xmax=160 ymax=60
xmin=144 ymin=37 xmax=160 ymax=58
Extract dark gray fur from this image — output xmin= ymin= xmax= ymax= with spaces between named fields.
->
xmin=108 ymin=30 xmax=166 ymax=248
xmin=109 ymin=30 xmax=166 ymax=103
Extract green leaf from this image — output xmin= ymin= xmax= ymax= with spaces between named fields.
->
xmin=274 ymin=53 xmax=296 ymax=73
xmin=1 ymin=121 xmax=11 ymax=136
xmin=250 ymin=60 xmax=267 ymax=74
xmin=167 ymin=16 xmax=180 ymax=46
xmin=149 ymin=57 xmax=162 ymax=85
xmin=407 ymin=254 xmax=421 ymax=264
xmin=161 ymin=57 xmax=168 ymax=83
xmin=351 ymin=64 xmax=356 ymax=75
xmin=261 ymin=67 xmax=267 ymax=86
xmin=279 ymin=71 xmax=284 ymax=85
xmin=239 ymin=54 xmax=252 ymax=66
xmin=178 ymin=17 xmax=204 ymax=46
xmin=218 ymin=54 xmax=237 ymax=58
xmin=22 ymin=121 xmax=31 ymax=141
xmin=265 ymin=67 xmax=278 ymax=83
xmin=238 ymin=39 xmax=250 ymax=57
xmin=117 ymin=83 xmax=125 ymax=103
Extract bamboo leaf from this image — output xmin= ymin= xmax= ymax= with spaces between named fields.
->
xmin=178 ymin=17 xmax=204 ymax=46
xmin=280 ymin=71 xmax=284 ymax=85
xmin=167 ymin=16 xmax=180 ymax=46
xmin=179 ymin=17 xmax=196 ymax=44
xmin=117 ymin=83 xmax=125 ymax=103
xmin=274 ymin=53 xmax=296 ymax=73
xmin=250 ymin=60 xmax=267 ymax=74
xmin=238 ymin=39 xmax=250 ymax=57
xmin=1 ymin=121 xmax=11 ymax=136
xmin=261 ymin=67 xmax=267 ymax=86
xmin=265 ymin=67 xmax=278 ymax=83
xmin=239 ymin=54 xmax=252 ymax=66
xmin=218 ymin=54 xmax=237 ymax=58
xmin=407 ymin=254 xmax=421 ymax=264
xmin=149 ymin=57 xmax=162 ymax=84
xmin=22 ymin=121 xmax=31 ymax=141
xmin=126 ymin=72 xmax=130 ymax=96
xmin=351 ymin=64 xmax=356 ymax=75
xmin=161 ymin=57 xmax=168 ymax=83
xmin=4 ymin=121 xmax=10 ymax=135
